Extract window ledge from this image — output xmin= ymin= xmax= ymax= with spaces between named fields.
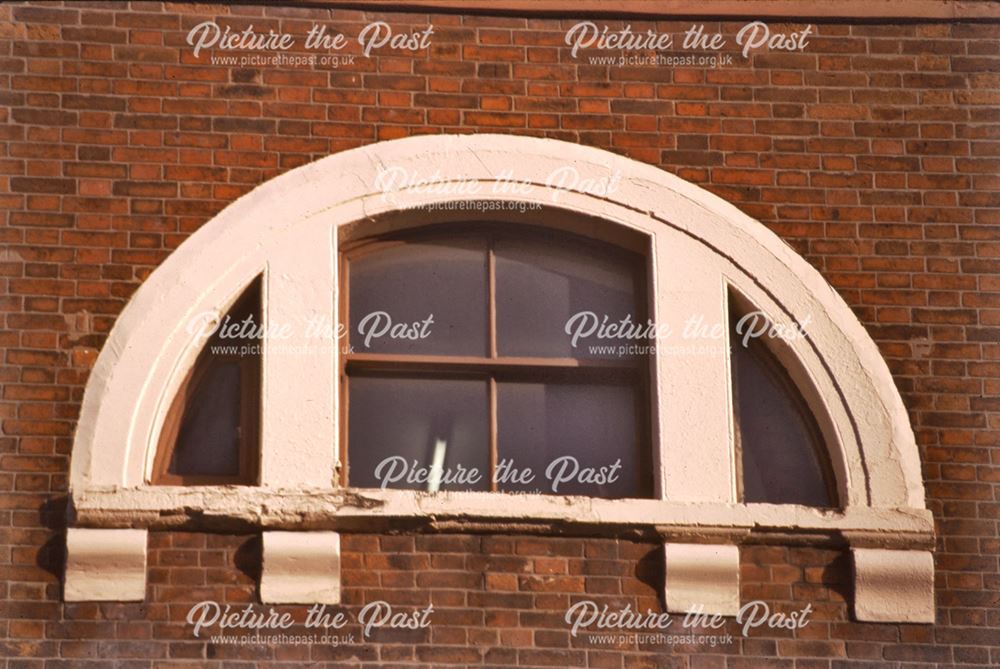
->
xmin=68 ymin=487 xmax=935 ymax=618
xmin=70 ymin=486 xmax=934 ymax=549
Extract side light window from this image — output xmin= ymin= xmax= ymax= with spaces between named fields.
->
xmin=730 ymin=294 xmax=835 ymax=506
xmin=150 ymin=278 xmax=261 ymax=485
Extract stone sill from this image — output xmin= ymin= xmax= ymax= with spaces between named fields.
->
xmin=67 ymin=488 xmax=936 ymax=621
xmin=70 ymin=486 xmax=935 ymax=550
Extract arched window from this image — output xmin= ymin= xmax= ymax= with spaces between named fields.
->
xmin=728 ymin=291 xmax=835 ymax=507
xmin=150 ymin=277 xmax=262 ymax=486
xmin=65 ymin=135 xmax=933 ymax=622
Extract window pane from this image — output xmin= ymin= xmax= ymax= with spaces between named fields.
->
xmin=348 ymin=376 xmax=490 ymax=491
xmin=170 ymin=362 xmax=243 ymax=477
xmin=495 ymin=235 xmax=639 ymax=359
xmin=159 ymin=278 xmax=261 ymax=483
xmin=731 ymin=313 xmax=832 ymax=506
xmin=349 ymin=238 xmax=487 ymax=356
xmin=496 ymin=381 xmax=643 ymax=498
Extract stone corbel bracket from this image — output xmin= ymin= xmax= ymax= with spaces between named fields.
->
xmin=64 ymin=528 xmax=148 ymax=602
xmin=664 ymin=543 xmax=741 ymax=616
xmin=63 ymin=528 xmax=342 ymax=605
xmin=260 ymin=531 xmax=341 ymax=604
xmin=662 ymin=542 xmax=935 ymax=623
xmin=852 ymin=548 xmax=935 ymax=623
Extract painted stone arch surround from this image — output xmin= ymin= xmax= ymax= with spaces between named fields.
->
xmin=66 ymin=134 xmax=934 ymax=620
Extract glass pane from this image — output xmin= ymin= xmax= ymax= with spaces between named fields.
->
xmin=496 ymin=381 xmax=643 ymax=498
xmin=731 ymin=312 xmax=832 ymax=506
xmin=348 ymin=376 xmax=490 ymax=491
xmin=349 ymin=237 xmax=487 ymax=356
xmin=495 ymin=235 xmax=639 ymax=359
xmin=163 ymin=278 xmax=261 ymax=482
xmin=170 ymin=362 xmax=242 ymax=477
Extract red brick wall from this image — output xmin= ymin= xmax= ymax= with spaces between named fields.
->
xmin=1 ymin=1 xmax=999 ymax=666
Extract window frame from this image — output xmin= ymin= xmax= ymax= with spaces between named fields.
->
xmin=148 ymin=279 xmax=262 ymax=487
xmin=729 ymin=303 xmax=838 ymax=507
xmin=337 ymin=222 xmax=654 ymax=497
xmin=149 ymin=351 xmax=260 ymax=486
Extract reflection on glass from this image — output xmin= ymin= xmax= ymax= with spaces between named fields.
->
xmin=732 ymin=311 xmax=832 ymax=507
xmin=496 ymin=381 xmax=642 ymax=498
xmin=349 ymin=238 xmax=487 ymax=356
xmin=495 ymin=235 xmax=638 ymax=359
xmin=348 ymin=376 xmax=490 ymax=491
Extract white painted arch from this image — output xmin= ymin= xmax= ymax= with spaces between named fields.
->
xmin=69 ymin=134 xmax=931 ymax=545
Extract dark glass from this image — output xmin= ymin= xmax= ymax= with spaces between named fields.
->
xmin=731 ymin=311 xmax=832 ymax=506
xmin=348 ymin=376 xmax=490 ymax=491
xmin=348 ymin=238 xmax=487 ymax=356
xmin=161 ymin=278 xmax=261 ymax=483
xmin=496 ymin=381 xmax=642 ymax=498
xmin=495 ymin=235 xmax=638 ymax=359
xmin=343 ymin=226 xmax=652 ymax=500
xmin=170 ymin=362 xmax=242 ymax=477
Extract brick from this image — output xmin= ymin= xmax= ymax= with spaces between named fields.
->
xmin=1 ymin=6 xmax=998 ymax=667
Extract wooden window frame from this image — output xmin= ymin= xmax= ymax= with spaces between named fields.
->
xmin=338 ymin=222 xmax=653 ymax=497
xmin=728 ymin=293 xmax=838 ymax=506
xmin=149 ymin=284 xmax=262 ymax=486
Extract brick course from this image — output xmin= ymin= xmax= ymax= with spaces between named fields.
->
xmin=1 ymin=1 xmax=999 ymax=666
